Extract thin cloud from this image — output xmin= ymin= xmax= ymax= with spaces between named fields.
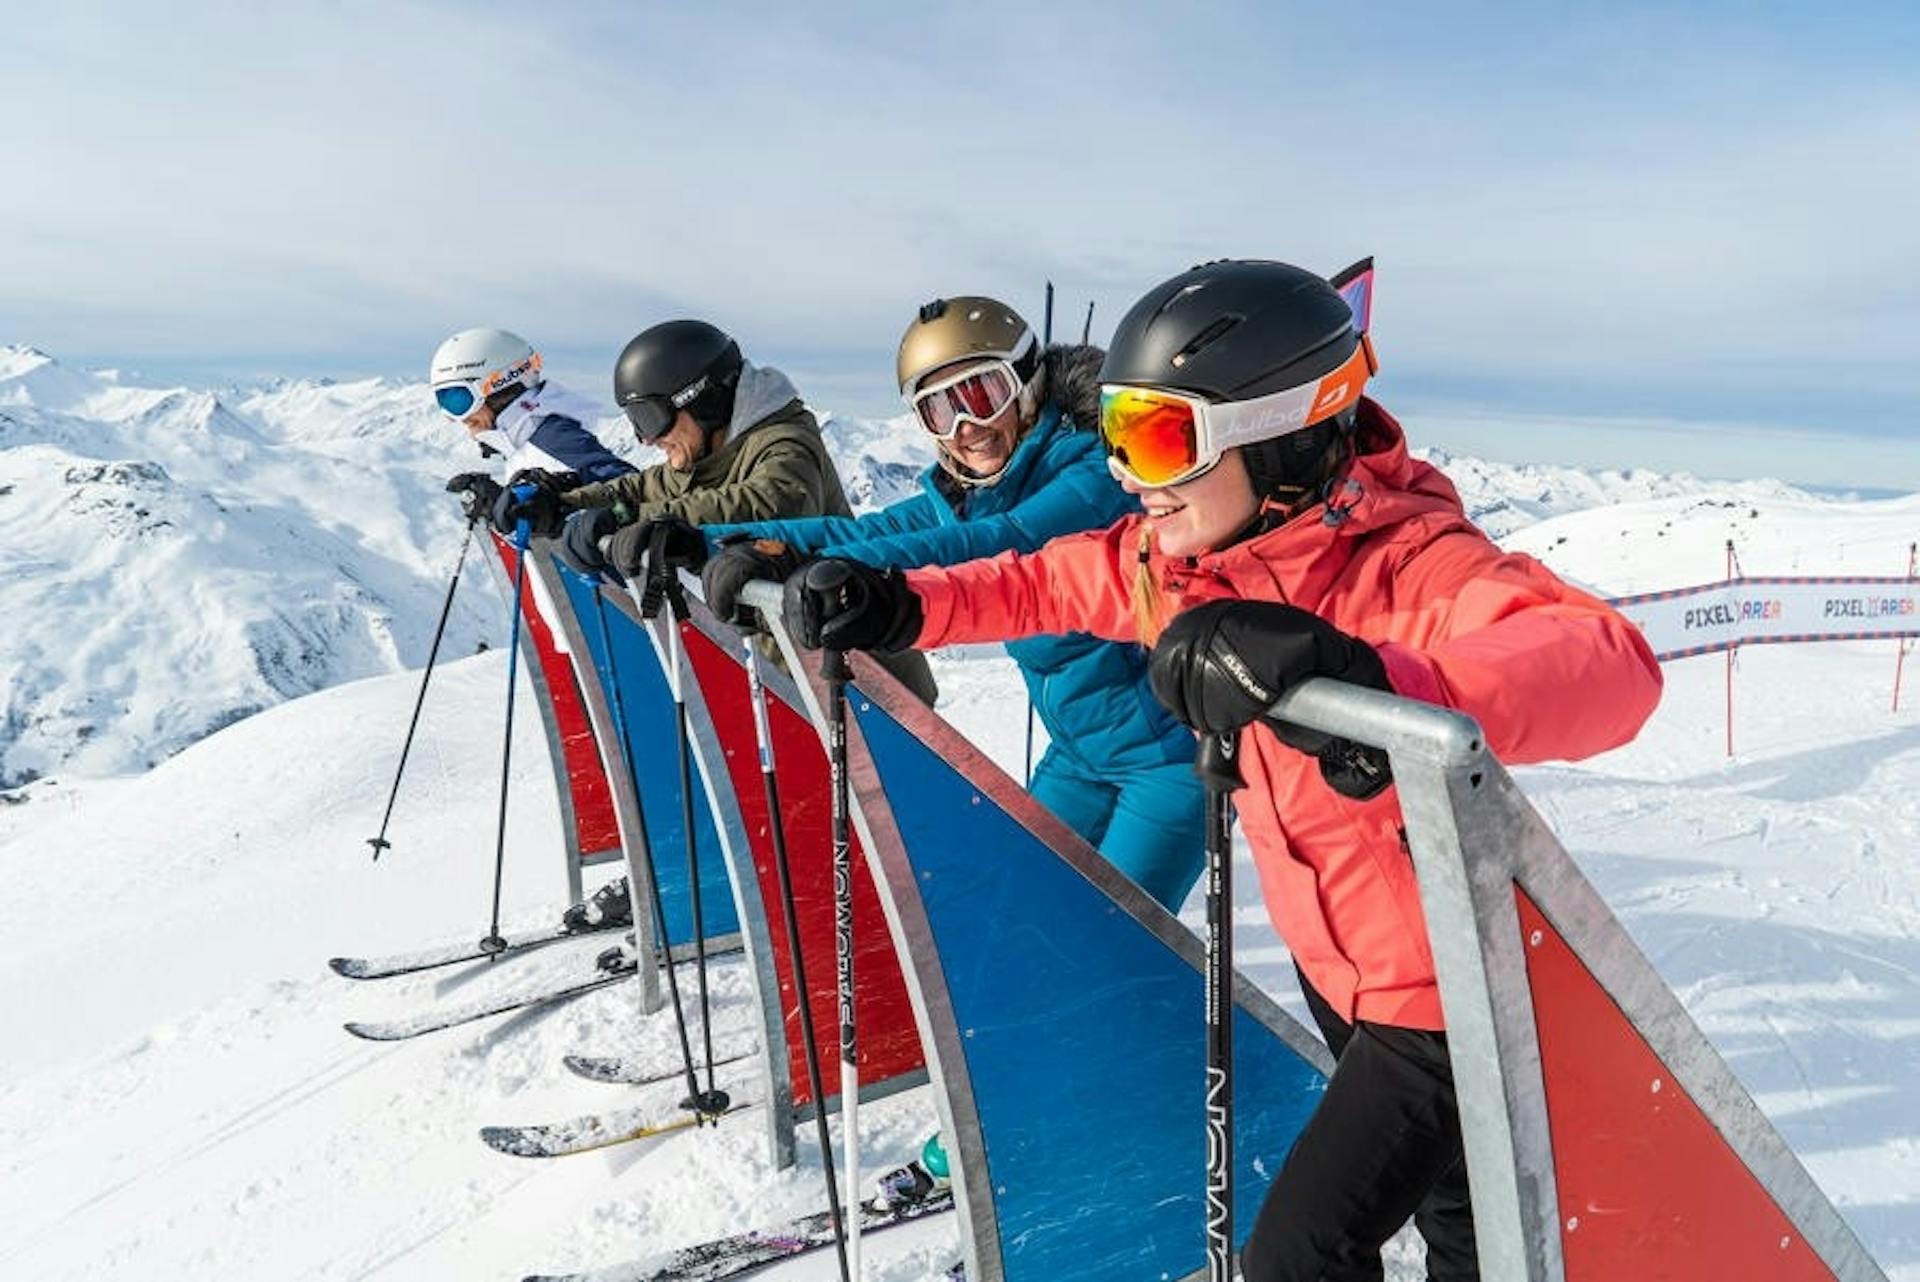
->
xmin=1 ymin=2 xmax=1915 ymax=472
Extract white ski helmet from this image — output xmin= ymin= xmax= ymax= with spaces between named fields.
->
xmin=428 ymin=328 xmax=543 ymax=420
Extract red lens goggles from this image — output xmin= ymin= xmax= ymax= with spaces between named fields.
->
xmin=909 ymin=361 xmax=1021 ymax=439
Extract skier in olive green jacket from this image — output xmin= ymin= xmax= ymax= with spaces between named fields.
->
xmin=493 ymin=318 xmax=935 ymax=934
xmin=496 ymin=319 xmax=850 ymax=578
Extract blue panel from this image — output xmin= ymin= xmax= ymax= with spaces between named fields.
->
xmin=852 ymin=692 xmax=1326 ymax=1280
xmin=556 ymin=566 xmax=738 ymax=944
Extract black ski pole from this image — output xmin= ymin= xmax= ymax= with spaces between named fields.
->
xmin=481 ymin=488 xmax=537 ymax=954
xmin=1026 ymin=280 xmax=1055 ymax=790
xmin=742 ymin=630 xmax=852 ymax=1282
xmin=1081 ymin=298 xmax=1096 ymax=344
xmin=1023 ymin=703 xmax=1036 ymax=788
xmin=642 ymin=532 xmax=725 ymax=1114
xmin=1196 ymin=731 xmax=1243 ymax=1280
xmin=589 ymin=580 xmax=721 ymax=1120
xmin=822 ymin=639 xmax=863 ymax=1275
xmin=367 ymin=513 xmax=478 ymax=859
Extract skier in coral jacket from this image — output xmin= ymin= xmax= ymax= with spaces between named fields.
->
xmin=776 ymin=259 xmax=1664 ymax=1280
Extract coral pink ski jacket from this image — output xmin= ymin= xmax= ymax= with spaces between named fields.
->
xmin=905 ymin=400 xmax=1662 ymax=1030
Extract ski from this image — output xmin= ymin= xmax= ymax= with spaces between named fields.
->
xmin=481 ymin=1096 xmax=757 ymax=1159
xmin=521 ymin=1190 xmax=955 ymax=1281
xmin=563 ymin=1043 xmax=757 ymax=1086
xmin=343 ymin=961 xmax=636 ymax=1042
xmin=328 ymin=918 xmax=625 ymax=981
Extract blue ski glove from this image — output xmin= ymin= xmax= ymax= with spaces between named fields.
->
xmin=490 ymin=468 xmax=574 ymax=538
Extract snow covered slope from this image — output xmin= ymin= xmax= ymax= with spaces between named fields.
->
xmin=0 ymin=347 xmax=514 ymax=785
xmin=0 ymin=346 xmax=936 ymax=790
xmin=3 ymin=481 xmax=1917 ymax=1279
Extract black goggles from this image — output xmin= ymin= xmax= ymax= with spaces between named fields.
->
xmin=621 ymin=395 xmax=677 ymax=441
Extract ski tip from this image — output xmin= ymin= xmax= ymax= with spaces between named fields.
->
xmin=478 ymin=1126 xmax=547 ymax=1159
xmin=328 ymin=957 xmax=369 ymax=979
xmin=342 ymin=1021 xmax=400 ymax=1042
xmin=560 ymin=1054 xmax=621 ymax=1082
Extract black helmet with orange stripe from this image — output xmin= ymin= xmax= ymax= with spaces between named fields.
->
xmin=1100 ymin=258 xmax=1376 ymax=503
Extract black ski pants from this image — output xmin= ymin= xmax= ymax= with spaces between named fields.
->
xmin=1239 ymin=974 xmax=1479 ymax=1281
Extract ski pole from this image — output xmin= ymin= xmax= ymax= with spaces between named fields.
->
xmin=481 ymin=487 xmax=537 ymax=954
xmin=589 ymin=579 xmax=720 ymax=1121
xmin=743 ymin=633 xmax=853 ymax=1282
xmin=642 ymin=533 xmax=724 ymax=1113
xmin=1023 ymin=702 xmax=1036 ymax=787
xmin=1026 ymin=274 xmax=1054 ymax=797
xmin=1195 ymin=730 xmax=1242 ymax=1281
xmin=367 ymin=513 xmax=478 ymax=859
xmin=822 ymin=639 xmax=862 ymax=1278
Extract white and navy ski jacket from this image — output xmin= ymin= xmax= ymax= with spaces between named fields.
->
xmin=472 ymin=382 xmax=635 ymax=483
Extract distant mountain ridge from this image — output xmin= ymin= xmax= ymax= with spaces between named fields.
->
xmin=0 ymin=343 xmax=1872 ymax=787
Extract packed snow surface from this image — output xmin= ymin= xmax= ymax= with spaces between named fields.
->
xmin=2 ymin=346 xmax=1916 ymax=1279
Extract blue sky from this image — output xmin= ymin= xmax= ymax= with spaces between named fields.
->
xmin=3 ymin=1 xmax=1916 ymax=487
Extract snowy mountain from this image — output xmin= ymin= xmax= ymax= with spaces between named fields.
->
xmin=0 ymin=348 xmax=506 ymax=785
xmin=0 ymin=346 xmax=945 ymax=789
xmin=1411 ymin=443 xmax=1817 ymax=542
xmin=0 ymin=341 xmax=1904 ymax=792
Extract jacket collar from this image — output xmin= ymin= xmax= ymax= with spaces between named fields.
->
xmin=1161 ymin=399 xmax=1468 ymax=604
xmin=925 ymin=405 xmax=1066 ymax=513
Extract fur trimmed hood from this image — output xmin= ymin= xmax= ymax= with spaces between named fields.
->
xmin=1034 ymin=342 xmax=1104 ymax=432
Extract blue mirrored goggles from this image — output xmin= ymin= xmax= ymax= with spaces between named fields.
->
xmin=434 ymin=384 xmax=479 ymax=418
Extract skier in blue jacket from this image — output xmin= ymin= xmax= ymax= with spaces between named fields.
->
xmin=690 ymin=297 xmax=1207 ymax=1212
xmin=699 ymin=297 xmax=1205 ymax=912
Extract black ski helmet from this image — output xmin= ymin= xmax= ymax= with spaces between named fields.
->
xmin=1101 ymin=260 xmax=1368 ymax=500
xmin=613 ymin=319 xmax=744 ymax=440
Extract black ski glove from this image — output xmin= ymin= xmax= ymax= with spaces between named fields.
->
xmin=445 ymin=472 xmax=502 ymax=524
xmin=701 ymin=535 xmax=806 ymax=628
xmin=1148 ymin=600 xmax=1395 ymax=800
xmin=490 ymin=468 xmax=575 ymax=538
xmin=782 ymin=558 xmax=923 ymax=653
xmin=604 ymin=514 xmax=708 ymax=582
xmin=556 ymin=507 xmax=619 ymax=576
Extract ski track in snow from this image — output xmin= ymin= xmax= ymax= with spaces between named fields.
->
xmin=2 ymin=350 xmax=1917 ymax=1279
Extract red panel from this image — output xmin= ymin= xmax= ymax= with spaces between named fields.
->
xmin=1516 ymin=888 xmax=1835 ymax=1281
xmin=490 ymin=536 xmax=622 ymax=861
xmin=681 ymin=622 xmax=926 ymax=1102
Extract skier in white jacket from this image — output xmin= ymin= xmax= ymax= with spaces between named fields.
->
xmin=429 ymin=327 xmax=634 ymax=519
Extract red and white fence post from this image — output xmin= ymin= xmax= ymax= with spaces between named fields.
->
xmin=1895 ymin=541 xmax=1917 ymax=714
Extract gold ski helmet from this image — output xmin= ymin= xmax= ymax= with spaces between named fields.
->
xmin=896 ymin=296 xmax=1040 ymax=397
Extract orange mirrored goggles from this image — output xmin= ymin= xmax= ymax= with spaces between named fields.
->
xmin=1099 ymin=338 xmax=1374 ymax=488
